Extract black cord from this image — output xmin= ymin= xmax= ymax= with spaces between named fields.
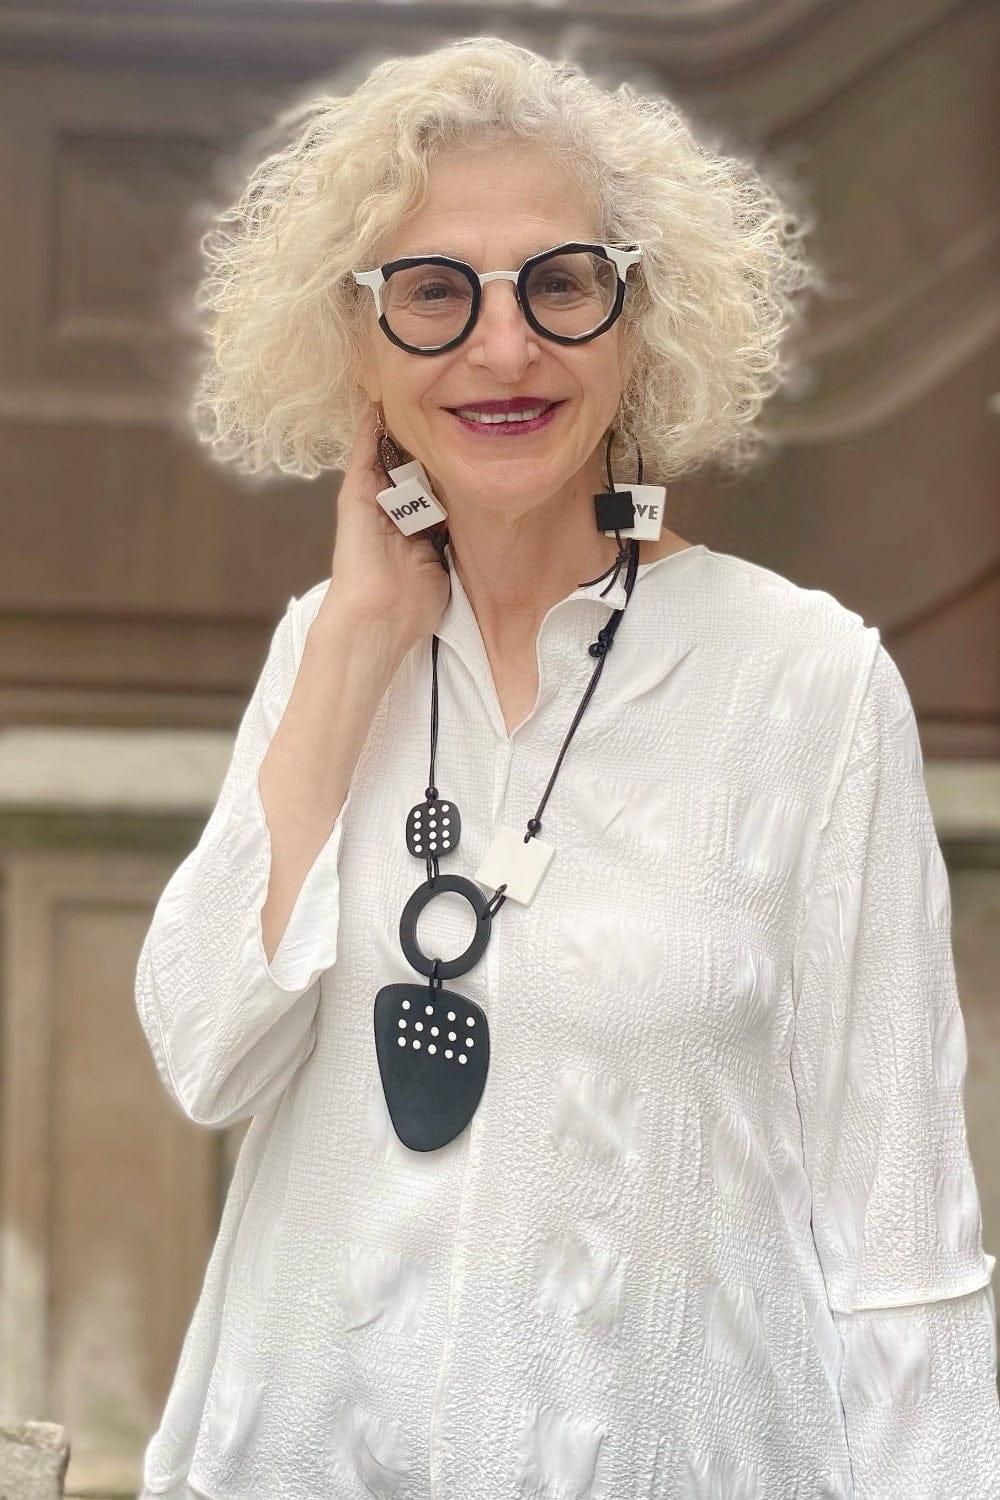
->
xmin=426 ymin=530 xmax=641 ymax=918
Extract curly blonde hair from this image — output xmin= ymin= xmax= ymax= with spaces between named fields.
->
xmin=191 ymin=35 xmax=818 ymax=482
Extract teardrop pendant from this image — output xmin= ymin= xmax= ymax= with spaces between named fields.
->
xmin=374 ymin=982 xmax=490 ymax=1151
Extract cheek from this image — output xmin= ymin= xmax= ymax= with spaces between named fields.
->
xmin=383 ymin=371 xmax=436 ymax=436
xmin=572 ymin=348 xmax=621 ymax=413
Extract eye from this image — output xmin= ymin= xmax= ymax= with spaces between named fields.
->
xmin=411 ymin=279 xmax=460 ymax=304
xmin=540 ymin=272 xmax=580 ymax=296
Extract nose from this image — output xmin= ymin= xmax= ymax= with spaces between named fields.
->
xmin=466 ymin=278 xmax=539 ymax=369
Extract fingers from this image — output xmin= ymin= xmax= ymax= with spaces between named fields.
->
xmin=337 ymin=410 xmax=383 ymax=522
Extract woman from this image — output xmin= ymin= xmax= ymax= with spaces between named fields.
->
xmin=136 ymin=36 xmax=1000 ymax=1500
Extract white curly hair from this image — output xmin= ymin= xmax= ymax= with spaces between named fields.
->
xmin=191 ymin=34 xmax=819 ymax=483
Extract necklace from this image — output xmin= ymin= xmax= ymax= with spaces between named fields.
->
xmin=374 ymin=434 xmax=658 ymax=1152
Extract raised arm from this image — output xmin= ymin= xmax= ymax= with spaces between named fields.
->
xmin=134 ymin=592 xmax=406 ymax=1128
xmin=134 ymin=408 xmax=449 ymax=1129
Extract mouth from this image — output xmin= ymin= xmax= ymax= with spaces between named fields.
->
xmin=445 ymin=400 xmax=566 ymax=437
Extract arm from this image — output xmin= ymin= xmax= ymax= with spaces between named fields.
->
xmin=135 ymin=588 xmax=407 ymax=1128
xmin=789 ymin=639 xmax=1000 ymax=1497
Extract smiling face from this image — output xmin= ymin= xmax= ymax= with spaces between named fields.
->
xmin=357 ymin=138 xmax=636 ymax=521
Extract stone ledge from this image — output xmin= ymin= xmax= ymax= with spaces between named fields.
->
xmin=0 ymin=1421 xmax=69 ymax=1499
xmin=0 ymin=727 xmax=233 ymax=816
xmin=0 ymin=727 xmax=999 ymax=840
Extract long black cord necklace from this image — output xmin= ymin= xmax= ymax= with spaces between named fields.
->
xmin=374 ymin=430 xmax=649 ymax=1151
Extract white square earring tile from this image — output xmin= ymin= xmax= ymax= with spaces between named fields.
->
xmin=598 ymin=482 xmax=665 ymax=542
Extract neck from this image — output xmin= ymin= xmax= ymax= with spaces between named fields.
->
xmin=439 ymin=466 xmax=625 ymax=659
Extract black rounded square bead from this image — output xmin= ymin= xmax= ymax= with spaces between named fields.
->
xmin=594 ymin=490 xmax=635 ymax=531
xmin=406 ymin=797 xmax=461 ymax=858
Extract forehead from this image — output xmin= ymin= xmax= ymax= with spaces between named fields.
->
xmin=379 ymin=140 xmax=601 ymax=265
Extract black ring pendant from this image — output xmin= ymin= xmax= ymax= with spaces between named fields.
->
xmin=374 ymin=874 xmax=493 ymax=1152
xmin=399 ymin=873 xmax=493 ymax=978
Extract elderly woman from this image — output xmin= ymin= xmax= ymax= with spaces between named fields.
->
xmin=135 ymin=36 xmax=999 ymax=1500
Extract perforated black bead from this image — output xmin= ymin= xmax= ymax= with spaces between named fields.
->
xmin=406 ymin=796 xmax=461 ymax=857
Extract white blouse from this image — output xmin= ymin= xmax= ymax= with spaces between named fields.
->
xmin=135 ymin=541 xmax=1000 ymax=1500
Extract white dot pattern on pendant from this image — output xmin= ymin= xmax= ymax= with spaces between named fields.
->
xmin=407 ymin=798 xmax=459 ymax=857
xmin=398 ymin=998 xmax=481 ymax=1065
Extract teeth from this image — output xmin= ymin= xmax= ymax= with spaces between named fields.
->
xmin=455 ymin=404 xmax=550 ymax=424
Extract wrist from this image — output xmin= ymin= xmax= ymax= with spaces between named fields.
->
xmin=311 ymin=592 xmax=415 ymax=677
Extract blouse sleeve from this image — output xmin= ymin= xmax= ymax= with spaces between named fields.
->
xmin=135 ymin=590 xmax=355 ymax=1129
xmin=831 ymin=1282 xmax=999 ymax=1496
xmin=789 ymin=638 xmax=1000 ymax=1496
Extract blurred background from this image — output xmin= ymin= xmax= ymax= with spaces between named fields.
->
xmin=0 ymin=1 xmax=997 ymax=1495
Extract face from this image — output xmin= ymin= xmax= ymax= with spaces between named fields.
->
xmin=357 ymin=139 xmax=636 ymax=520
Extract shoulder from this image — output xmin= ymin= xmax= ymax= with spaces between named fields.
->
xmin=689 ymin=549 xmax=881 ymax=774
xmin=697 ymin=546 xmax=883 ymax=715
xmin=699 ymin=545 xmax=868 ymax=641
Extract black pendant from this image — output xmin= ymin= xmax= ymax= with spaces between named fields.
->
xmin=405 ymin=795 xmax=461 ymax=857
xmin=374 ymin=984 xmax=490 ymax=1151
xmin=375 ymin=873 xmax=492 ymax=1151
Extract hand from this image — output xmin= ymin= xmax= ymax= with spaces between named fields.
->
xmin=321 ymin=406 xmax=451 ymax=650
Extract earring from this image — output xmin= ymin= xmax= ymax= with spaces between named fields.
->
xmin=371 ymin=402 xmax=448 ymax=536
xmin=593 ymin=416 xmax=665 ymax=543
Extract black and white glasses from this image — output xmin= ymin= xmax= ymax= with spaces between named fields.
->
xmin=352 ymin=240 xmax=643 ymax=355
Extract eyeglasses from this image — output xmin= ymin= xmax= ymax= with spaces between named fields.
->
xmin=352 ymin=240 xmax=642 ymax=355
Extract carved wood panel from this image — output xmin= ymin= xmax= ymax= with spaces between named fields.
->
xmin=0 ymin=0 xmax=996 ymax=749
xmin=0 ymin=840 xmax=225 ymax=1496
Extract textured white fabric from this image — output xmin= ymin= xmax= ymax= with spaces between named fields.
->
xmin=135 ymin=542 xmax=1000 ymax=1499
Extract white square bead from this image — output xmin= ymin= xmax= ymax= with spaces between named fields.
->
xmin=376 ymin=476 xmax=448 ymax=534
xmin=388 ymin=458 xmax=433 ymax=491
xmin=474 ymin=825 xmax=556 ymax=905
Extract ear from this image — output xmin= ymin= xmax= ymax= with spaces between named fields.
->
xmin=619 ymin=337 xmax=638 ymax=390
xmin=356 ymin=325 xmax=381 ymax=405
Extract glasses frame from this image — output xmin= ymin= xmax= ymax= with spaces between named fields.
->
xmin=352 ymin=240 xmax=643 ymax=355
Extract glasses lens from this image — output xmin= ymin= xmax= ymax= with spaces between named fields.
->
xmin=524 ymin=249 xmax=619 ymax=340
xmin=382 ymin=262 xmax=474 ymax=351
xmin=381 ymin=249 xmax=622 ymax=350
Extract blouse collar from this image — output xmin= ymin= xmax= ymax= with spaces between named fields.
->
xmin=432 ymin=539 xmax=708 ymax=740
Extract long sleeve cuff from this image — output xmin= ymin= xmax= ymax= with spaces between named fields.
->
xmin=236 ymin=771 xmax=355 ymax=994
xmin=833 ymin=1280 xmax=1000 ymax=1497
